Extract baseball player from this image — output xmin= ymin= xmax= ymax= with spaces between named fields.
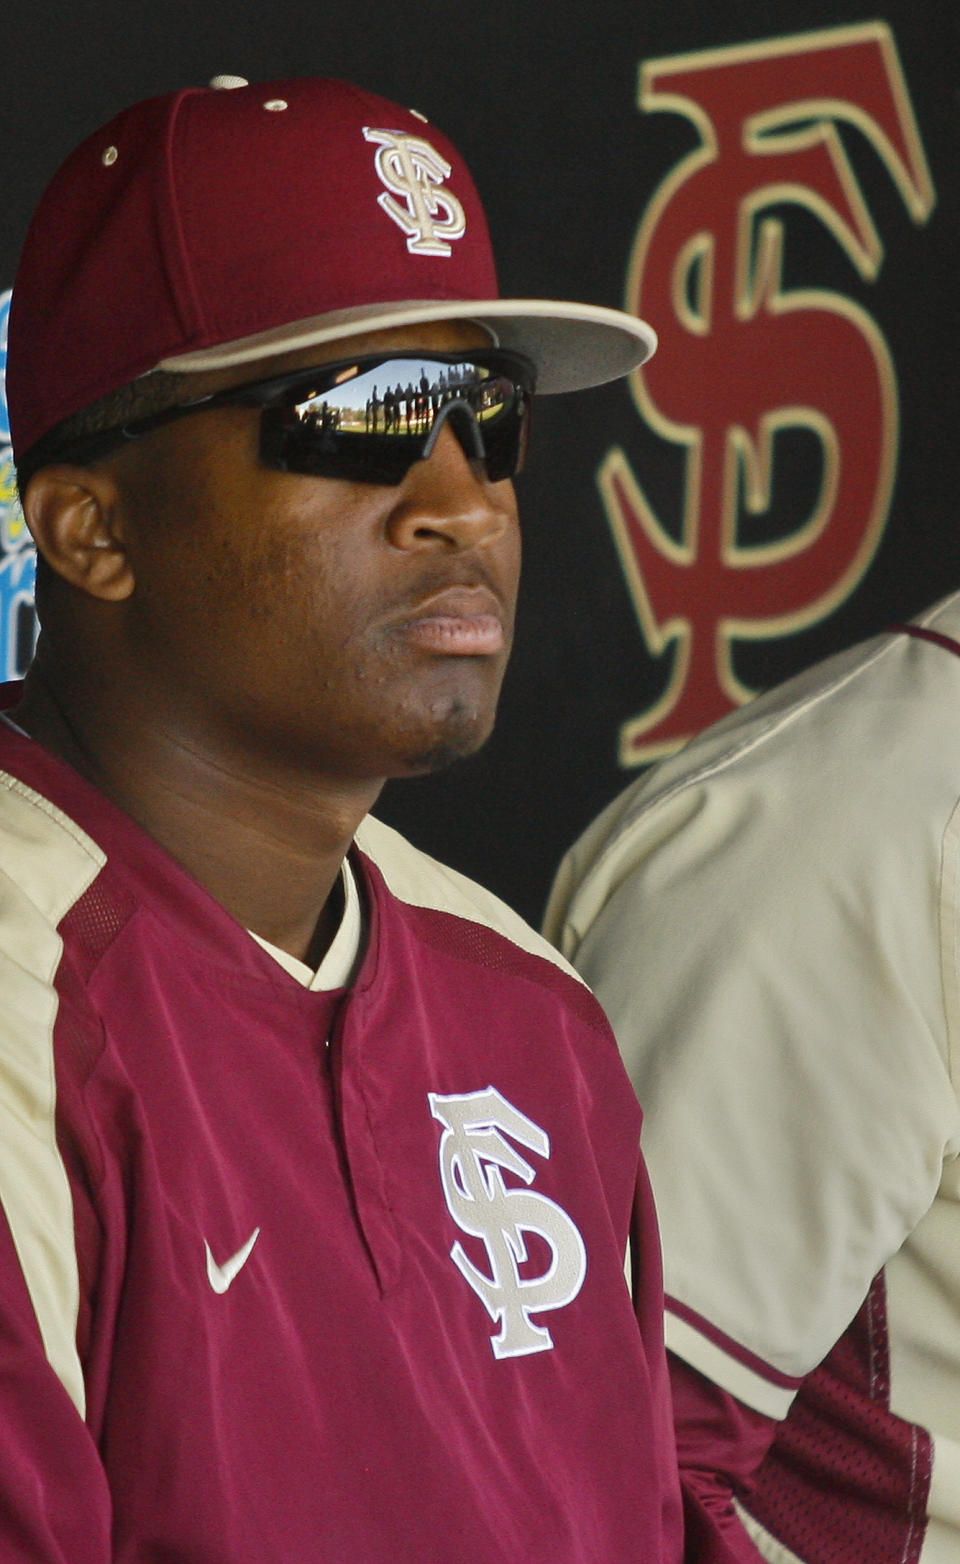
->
xmin=0 ymin=73 xmax=738 ymax=1562
xmin=546 ymin=601 xmax=960 ymax=1562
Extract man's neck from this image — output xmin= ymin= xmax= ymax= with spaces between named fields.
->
xmin=13 ymin=661 xmax=381 ymax=966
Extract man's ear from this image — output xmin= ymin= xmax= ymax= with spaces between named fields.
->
xmin=21 ymin=466 xmax=134 ymax=601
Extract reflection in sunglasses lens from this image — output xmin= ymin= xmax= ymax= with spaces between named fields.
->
xmin=291 ymin=361 xmax=509 ymax=440
xmin=259 ymin=354 xmax=530 ymax=485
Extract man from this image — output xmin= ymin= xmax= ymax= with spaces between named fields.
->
xmin=546 ymin=602 xmax=960 ymax=1562
xmin=0 ymin=73 xmax=707 ymax=1562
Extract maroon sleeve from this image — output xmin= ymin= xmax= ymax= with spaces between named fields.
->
xmin=671 ymin=1351 xmax=782 ymax=1563
xmin=628 ymin=1162 xmax=773 ymax=1564
xmin=627 ymin=1158 xmax=687 ymax=1562
xmin=0 ymin=1201 xmax=113 ymax=1562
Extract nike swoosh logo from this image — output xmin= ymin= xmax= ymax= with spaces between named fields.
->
xmin=204 ymin=1228 xmax=261 ymax=1294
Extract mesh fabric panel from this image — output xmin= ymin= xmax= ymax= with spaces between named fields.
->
xmin=742 ymin=1274 xmax=931 ymax=1563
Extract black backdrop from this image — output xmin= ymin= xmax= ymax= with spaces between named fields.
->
xmin=2 ymin=1 xmax=957 ymax=923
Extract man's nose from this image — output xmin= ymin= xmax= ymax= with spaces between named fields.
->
xmin=385 ymin=424 xmax=518 ymax=552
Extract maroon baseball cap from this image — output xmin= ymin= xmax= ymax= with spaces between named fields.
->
xmin=6 ymin=75 xmax=657 ymax=462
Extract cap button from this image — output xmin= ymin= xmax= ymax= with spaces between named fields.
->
xmin=208 ymin=74 xmax=248 ymax=89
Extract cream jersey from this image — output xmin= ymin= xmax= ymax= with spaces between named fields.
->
xmin=546 ymin=592 xmax=960 ymax=1564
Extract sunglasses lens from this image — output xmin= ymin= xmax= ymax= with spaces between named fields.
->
xmin=259 ymin=356 xmax=530 ymax=484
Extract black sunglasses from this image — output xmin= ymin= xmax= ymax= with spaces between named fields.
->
xmin=55 ymin=350 xmax=536 ymax=486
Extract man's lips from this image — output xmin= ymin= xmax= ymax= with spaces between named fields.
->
xmin=392 ymin=587 xmax=507 ymax=656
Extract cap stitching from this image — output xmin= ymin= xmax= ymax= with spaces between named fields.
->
xmin=159 ymin=90 xmax=208 ymax=340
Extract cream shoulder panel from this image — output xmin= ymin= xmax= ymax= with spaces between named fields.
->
xmin=0 ymin=769 xmax=105 ymax=1416
xmin=356 ymin=814 xmax=584 ymax=984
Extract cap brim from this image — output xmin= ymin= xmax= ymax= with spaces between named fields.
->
xmin=157 ymin=298 xmax=656 ymax=394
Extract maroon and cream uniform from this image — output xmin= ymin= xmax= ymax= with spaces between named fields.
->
xmin=0 ymin=689 xmax=684 ymax=1562
xmin=547 ymin=594 xmax=960 ymax=1564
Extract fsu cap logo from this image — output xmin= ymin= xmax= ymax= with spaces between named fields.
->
xmin=601 ymin=23 xmax=935 ymax=764
xmin=364 ymin=126 xmax=467 ymax=256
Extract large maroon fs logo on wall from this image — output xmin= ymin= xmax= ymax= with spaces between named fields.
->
xmin=600 ymin=23 xmax=935 ymax=766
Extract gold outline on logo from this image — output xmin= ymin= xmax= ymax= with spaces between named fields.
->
xmin=602 ymin=21 xmax=936 ymax=766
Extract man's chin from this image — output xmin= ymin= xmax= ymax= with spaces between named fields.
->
xmin=400 ymin=735 xmax=488 ymax=776
xmin=397 ymin=708 xmax=497 ymax=776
